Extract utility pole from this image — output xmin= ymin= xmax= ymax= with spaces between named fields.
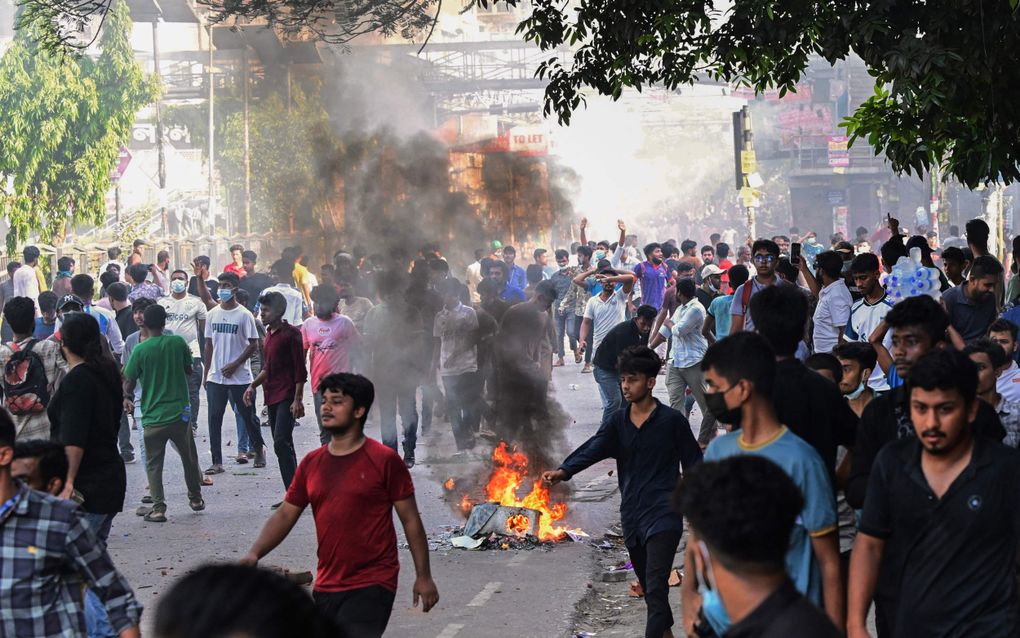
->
xmin=207 ymin=25 xmax=216 ymax=236
xmin=732 ymin=105 xmax=756 ymax=239
xmin=152 ymin=18 xmax=167 ymax=236
xmin=242 ymin=47 xmax=251 ymax=236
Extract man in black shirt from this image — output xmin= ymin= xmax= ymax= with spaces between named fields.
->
xmin=849 ymin=349 xmax=1020 ymax=638
xmin=676 ymin=456 xmax=840 ymax=638
xmin=748 ymin=284 xmax=857 ymax=486
xmin=544 ymin=346 xmax=702 ymax=638
xmin=238 ymin=250 xmax=273 ymax=312
xmin=591 ymin=304 xmax=656 ymax=424
xmin=846 ymin=296 xmax=1005 ymax=509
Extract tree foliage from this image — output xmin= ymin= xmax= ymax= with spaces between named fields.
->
xmin=0 ymin=0 xmax=159 ymax=250
xmin=505 ymin=0 xmax=1020 ymax=188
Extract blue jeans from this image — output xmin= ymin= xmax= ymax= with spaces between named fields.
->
xmin=593 ymin=365 xmax=623 ymax=424
xmin=377 ymin=380 xmax=419 ymax=459
xmin=207 ymin=382 xmax=264 ymax=466
xmin=83 ymin=512 xmax=116 ymax=638
xmin=231 ymin=384 xmax=261 ymax=453
xmin=555 ymin=310 xmax=577 ymax=357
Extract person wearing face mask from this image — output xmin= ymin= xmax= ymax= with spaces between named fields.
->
xmin=942 ymin=255 xmax=1004 ymax=343
xmin=202 ymin=272 xmax=264 ymax=475
xmin=544 ymin=346 xmax=702 ymax=638
xmin=684 ymin=332 xmax=843 ymax=631
xmin=832 ymin=342 xmax=877 ymax=417
xmin=676 ymin=456 xmax=841 ymax=638
xmin=159 ymin=269 xmax=207 ymax=435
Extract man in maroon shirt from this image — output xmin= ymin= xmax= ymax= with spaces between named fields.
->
xmin=245 ymin=291 xmax=306 ymax=506
xmin=241 ymin=373 xmax=439 ymax=637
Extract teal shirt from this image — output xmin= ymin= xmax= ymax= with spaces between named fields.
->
xmin=704 ymin=427 xmax=837 ymax=605
xmin=707 ymin=294 xmax=734 ymax=339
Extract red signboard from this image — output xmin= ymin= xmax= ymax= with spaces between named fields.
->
xmin=110 ymin=147 xmax=132 ymax=183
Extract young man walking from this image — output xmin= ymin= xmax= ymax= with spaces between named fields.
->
xmin=432 ymin=278 xmax=482 ymax=455
xmin=685 ymin=332 xmax=843 ymax=631
xmin=0 ymin=297 xmax=66 ymax=440
xmin=246 ymin=291 xmax=306 ymax=503
xmin=241 ymin=373 xmax=439 ymax=638
xmin=123 ymin=305 xmax=205 ymax=522
xmin=729 ymin=239 xmax=783 ymax=333
xmin=203 ymin=272 xmax=264 ymax=474
xmin=544 ymin=346 xmax=702 ymax=638
xmin=303 ymin=284 xmax=360 ymax=445
xmin=848 ymin=349 xmax=1020 ymax=638
xmin=159 ymin=269 xmax=207 ymax=434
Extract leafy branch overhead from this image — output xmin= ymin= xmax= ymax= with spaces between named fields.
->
xmin=0 ymin=0 xmax=159 ymax=250
xmin=494 ymin=0 xmax=1020 ymax=188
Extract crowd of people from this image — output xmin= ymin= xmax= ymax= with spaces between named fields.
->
xmin=0 ymin=212 xmax=1018 ymax=638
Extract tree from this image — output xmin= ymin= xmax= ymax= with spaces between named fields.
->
xmin=0 ymin=0 xmax=158 ymax=250
xmin=506 ymin=0 xmax=1020 ymax=188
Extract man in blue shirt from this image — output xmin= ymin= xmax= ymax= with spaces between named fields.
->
xmin=544 ymin=346 xmax=702 ymax=638
xmin=485 ymin=261 xmax=525 ymax=303
xmin=501 ymin=245 xmax=528 ymax=291
xmin=682 ymin=332 xmax=844 ymax=631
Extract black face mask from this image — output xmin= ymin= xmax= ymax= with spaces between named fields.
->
xmin=704 ymin=390 xmax=741 ymax=424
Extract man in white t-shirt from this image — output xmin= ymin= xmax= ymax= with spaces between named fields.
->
xmin=159 ymin=269 xmax=208 ymax=433
xmin=843 ymin=253 xmax=894 ymax=392
xmin=989 ymin=318 xmax=1020 ymax=403
xmin=202 ymin=272 xmax=263 ymax=474
xmin=579 ymin=267 xmax=635 ymax=416
xmin=13 ymin=245 xmax=42 ymax=315
xmin=808 ymin=251 xmax=853 ymax=354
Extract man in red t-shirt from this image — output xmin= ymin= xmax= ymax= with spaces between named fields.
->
xmin=241 ymin=373 xmax=439 ymax=636
xmin=223 ymin=244 xmax=247 ymax=278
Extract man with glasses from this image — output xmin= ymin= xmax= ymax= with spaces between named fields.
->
xmin=729 ymin=239 xmax=785 ymax=333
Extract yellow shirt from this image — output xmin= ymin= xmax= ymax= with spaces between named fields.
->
xmin=292 ymin=262 xmax=312 ymax=292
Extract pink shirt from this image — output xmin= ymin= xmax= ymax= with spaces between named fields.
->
xmin=301 ymin=314 xmax=359 ymax=393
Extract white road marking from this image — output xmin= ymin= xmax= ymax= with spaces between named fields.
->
xmin=467 ymin=581 xmax=502 ymax=607
xmin=435 ymin=623 xmax=464 ymax=638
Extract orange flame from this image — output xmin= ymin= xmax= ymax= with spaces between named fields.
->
xmin=483 ymin=441 xmax=569 ymax=540
xmin=506 ymin=514 xmax=530 ymax=535
xmin=444 ymin=478 xmax=455 ymax=491
xmin=459 ymin=494 xmax=472 ymax=517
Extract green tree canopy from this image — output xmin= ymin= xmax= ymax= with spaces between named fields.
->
xmin=508 ymin=0 xmax=1020 ymax=188
xmin=0 ymin=0 xmax=159 ymax=250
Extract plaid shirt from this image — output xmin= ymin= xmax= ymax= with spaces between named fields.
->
xmin=0 ymin=483 xmax=142 ymax=637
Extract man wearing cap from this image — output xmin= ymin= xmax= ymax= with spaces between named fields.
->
xmin=696 ymin=264 xmax=723 ymax=310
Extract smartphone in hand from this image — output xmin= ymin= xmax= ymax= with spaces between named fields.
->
xmin=790 ymin=242 xmax=802 ymax=266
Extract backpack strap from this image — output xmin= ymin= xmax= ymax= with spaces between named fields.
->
xmin=741 ymin=280 xmax=754 ymax=317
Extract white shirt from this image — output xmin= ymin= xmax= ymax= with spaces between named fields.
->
xmin=669 ymin=298 xmax=708 ymax=369
xmin=12 ymin=265 xmax=40 ymax=312
xmin=583 ymin=288 xmax=629 ymax=351
xmin=813 ymin=279 xmax=852 ymax=354
xmin=998 ymin=360 xmax=1020 ymax=404
xmin=466 ymin=262 xmax=483 ymax=303
xmin=159 ymin=294 xmax=208 ymax=357
xmin=258 ymin=284 xmax=305 ymax=326
xmin=844 ymin=293 xmax=895 ymax=392
xmin=204 ymin=305 xmax=258 ymax=385
xmin=433 ymin=302 xmax=479 ymax=376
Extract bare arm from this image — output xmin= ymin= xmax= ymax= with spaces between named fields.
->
xmin=394 ymin=495 xmax=440 ymax=612
xmin=867 ymin=320 xmax=892 ymax=375
xmin=202 ymin=338 xmax=213 ymax=385
xmin=799 ymin=258 xmax=822 ymax=297
xmin=730 ymin=312 xmax=745 ymax=334
xmin=193 ymin=270 xmax=215 ymax=310
xmin=848 ymin=533 xmax=885 ymax=638
xmin=578 ymin=317 xmax=592 ymax=352
xmin=573 ymin=267 xmax=597 ymax=286
xmin=947 ymin=324 xmax=966 ymax=351
xmin=240 ymin=501 xmax=304 ymax=565
xmin=812 ymin=532 xmax=845 ymax=630
xmin=60 ymin=446 xmax=85 ymax=499
xmin=704 ymin=312 xmax=717 ymax=344
xmin=617 ymin=219 xmax=626 ymax=248
xmin=579 ymin=217 xmax=588 ymax=248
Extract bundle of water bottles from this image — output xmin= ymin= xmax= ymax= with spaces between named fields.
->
xmin=886 ymin=247 xmax=942 ymax=302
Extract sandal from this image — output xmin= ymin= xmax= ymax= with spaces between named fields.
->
xmin=235 ymin=454 xmax=249 ymax=464
xmin=141 ymin=495 xmax=153 ymax=504
xmin=204 ymin=464 xmax=224 ymax=475
xmin=201 ymin=476 xmax=214 ymax=486
xmin=144 ymin=508 xmax=167 ymax=523
xmin=189 ymin=498 xmax=206 ymax=512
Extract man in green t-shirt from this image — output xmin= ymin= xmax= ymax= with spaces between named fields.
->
xmin=123 ymin=305 xmax=206 ymax=522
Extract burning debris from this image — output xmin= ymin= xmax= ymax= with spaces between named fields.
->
xmin=449 ymin=441 xmax=583 ymax=550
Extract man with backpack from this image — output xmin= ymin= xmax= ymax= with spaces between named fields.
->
xmin=0 ymin=297 xmax=66 ymax=440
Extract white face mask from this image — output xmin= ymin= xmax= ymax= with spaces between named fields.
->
xmin=844 ymin=369 xmax=871 ymax=400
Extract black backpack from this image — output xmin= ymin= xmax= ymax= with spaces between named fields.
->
xmin=3 ymin=340 xmax=50 ymax=415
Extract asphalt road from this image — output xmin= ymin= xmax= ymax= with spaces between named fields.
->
xmin=106 ymin=361 xmax=686 ymax=637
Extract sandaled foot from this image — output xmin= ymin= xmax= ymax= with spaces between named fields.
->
xmin=189 ymin=498 xmax=205 ymax=512
xmin=204 ymin=464 xmax=224 ymax=475
xmin=201 ymin=476 xmax=214 ymax=486
xmin=144 ymin=507 xmax=167 ymax=523
xmin=235 ymin=454 xmax=249 ymax=464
